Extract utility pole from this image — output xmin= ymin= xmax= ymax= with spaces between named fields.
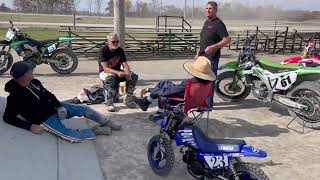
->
xmin=160 ymin=0 xmax=163 ymax=16
xmin=192 ymin=0 xmax=194 ymax=20
xmin=114 ymin=0 xmax=125 ymax=49
xmin=184 ymin=0 xmax=187 ymax=20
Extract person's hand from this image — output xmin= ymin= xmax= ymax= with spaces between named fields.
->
xmin=124 ymin=71 xmax=132 ymax=80
xmin=194 ymin=51 xmax=199 ymax=61
xmin=117 ymin=71 xmax=126 ymax=78
xmin=30 ymin=124 xmax=44 ymax=134
xmin=57 ymin=106 xmax=68 ymax=120
xmin=204 ymin=44 xmax=218 ymax=56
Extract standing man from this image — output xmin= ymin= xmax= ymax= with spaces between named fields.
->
xmin=195 ymin=1 xmax=231 ymax=107
xmin=98 ymin=32 xmax=138 ymax=112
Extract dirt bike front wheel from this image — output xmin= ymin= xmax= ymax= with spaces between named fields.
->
xmin=216 ymin=71 xmax=251 ymax=102
xmin=49 ymin=48 xmax=78 ymax=74
xmin=0 ymin=51 xmax=13 ymax=75
xmin=147 ymin=135 xmax=174 ymax=176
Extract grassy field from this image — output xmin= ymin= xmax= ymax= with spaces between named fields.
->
xmin=0 ymin=27 xmax=64 ymax=40
xmin=0 ymin=13 xmax=157 ymax=26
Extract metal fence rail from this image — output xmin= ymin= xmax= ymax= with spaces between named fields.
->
xmin=229 ymin=26 xmax=320 ymax=53
xmin=59 ymin=26 xmax=200 ymax=58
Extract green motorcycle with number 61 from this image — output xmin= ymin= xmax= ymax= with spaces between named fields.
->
xmin=216 ymin=46 xmax=320 ymax=128
xmin=0 ymin=20 xmax=78 ymax=74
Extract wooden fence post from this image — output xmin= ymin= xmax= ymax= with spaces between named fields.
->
xmin=114 ymin=0 xmax=125 ymax=49
xmin=245 ymin=30 xmax=249 ymax=45
xmin=73 ymin=12 xmax=76 ymax=30
xmin=291 ymin=29 xmax=297 ymax=53
xmin=236 ymin=34 xmax=240 ymax=51
xmin=169 ymin=29 xmax=172 ymax=56
xmin=68 ymin=27 xmax=72 ymax=48
xmin=273 ymin=31 xmax=278 ymax=54
xmin=283 ymin=27 xmax=288 ymax=53
xmin=254 ymin=26 xmax=259 ymax=52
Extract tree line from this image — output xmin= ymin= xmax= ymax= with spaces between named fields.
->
xmin=1 ymin=0 xmax=319 ymax=21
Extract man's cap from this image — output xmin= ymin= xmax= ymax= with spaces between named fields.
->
xmin=10 ymin=61 xmax=36 ymax=79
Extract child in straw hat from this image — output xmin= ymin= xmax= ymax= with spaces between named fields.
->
xmin=132 ymin=56 xmax=216 ymax=111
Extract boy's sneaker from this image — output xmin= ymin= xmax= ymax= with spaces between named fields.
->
xmin=132 ymin=96 xmax=151 ymax=111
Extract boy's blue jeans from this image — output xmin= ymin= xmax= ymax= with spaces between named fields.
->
xmin=43 ymin=103 xmax=107 ymax=141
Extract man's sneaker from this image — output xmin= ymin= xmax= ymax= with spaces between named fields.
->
xmin=132 ymin=96 xmax=151 ymax=111
xmin=106 ymin=120 xmax=122 ymax=131
xmin=91 ymin=125 xmax=112 ymax=136
xmin=123 ymin=94 xmax=137 ymax=109
xmin=105 ymin=101 xmax=116 ymax=112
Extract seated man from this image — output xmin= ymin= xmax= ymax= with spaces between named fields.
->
xmin=98 ymin=32 xmax=138 ymax=112
xmin=3 ymin=61 xmax=121 ymax=142
xmin=133 ymin=56 xmax=216 ymax=111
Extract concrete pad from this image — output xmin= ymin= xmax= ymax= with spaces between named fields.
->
xmin=58 ymin=118 xmax=104 ymax=180
xmin=0 ymin=97 xmax=104 ymax=180
xmin=0 ymin=97 xmax=58 ymax=180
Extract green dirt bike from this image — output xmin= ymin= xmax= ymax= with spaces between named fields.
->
xmin=0 ymin=20 xmax=78 ymax=74
xmin=216 ymin=46 xmax=320 ymax=129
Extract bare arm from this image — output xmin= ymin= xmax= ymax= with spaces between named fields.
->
xmin=122 ymin=62 xmax=130 ymax=74
xmin=101 ymin=62 xmax=122 ymax=75
xmin=214 ymin=36 xmax=231 ymax=49
xmin=205 ymin=36 xmax=231 ymax=55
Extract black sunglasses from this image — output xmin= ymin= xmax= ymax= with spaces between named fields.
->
xmin=111 ymin=40 xmax=119 ymax=44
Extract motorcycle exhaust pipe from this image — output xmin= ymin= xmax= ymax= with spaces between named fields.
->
xmin=274 ymin=95 xmax=308 ymax=110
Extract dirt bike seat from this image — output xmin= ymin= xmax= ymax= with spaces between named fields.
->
xmin=258 ymin=59 xmax=302 ymax=73
xmin=34 ymin=39 xmax=57 ymax=47
xmin=192 ymin=126 xmax=246 ymax=153
xmin=26 ymin=37 xmax=57 ymax=47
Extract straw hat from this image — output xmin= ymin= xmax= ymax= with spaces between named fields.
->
xmin=183 ymin=56 xmax=216 ymax=81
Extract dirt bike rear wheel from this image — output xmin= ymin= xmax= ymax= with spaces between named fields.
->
xmin=287 ymin=81 xmax=320 ymax=128
xmin=0 ymin=51 xmax=13 ymax=75
xmin=230 ymin=162 xmax=269 ymax=180
xmin=49 ymin=48 xmax=78 ymax=74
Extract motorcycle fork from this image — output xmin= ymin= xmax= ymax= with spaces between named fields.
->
xmin=252 ymin=68 xmax=274 ymax=102
xmin=230 ymin=71 xmax=241 ymax=90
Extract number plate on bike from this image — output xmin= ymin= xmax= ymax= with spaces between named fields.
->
xmin=204 ymin=155 xmax=229 ymax=169
xmin=269 ymin=72 xmax=297 ymax=90
xmin=5 ymin=29 xmax=15 ymax=41
xmin=47 ymin=44 xmax=56 ymax=53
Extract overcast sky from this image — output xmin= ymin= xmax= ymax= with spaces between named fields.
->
xmin=2 ymin=0 xmax=320 ymax=12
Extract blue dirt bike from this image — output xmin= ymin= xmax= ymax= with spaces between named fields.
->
xmin=147 ymin=105 xmax=269 ymax=180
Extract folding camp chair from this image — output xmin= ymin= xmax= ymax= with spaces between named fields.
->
xmin=158 ymin=80 xmax=213 ymax=133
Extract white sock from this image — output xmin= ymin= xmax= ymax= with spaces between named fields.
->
xmin=147 ymin=96 xmax=154 ymax=103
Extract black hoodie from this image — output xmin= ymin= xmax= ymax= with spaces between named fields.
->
xmin=3 ymin=79 xmax=61 ymax=130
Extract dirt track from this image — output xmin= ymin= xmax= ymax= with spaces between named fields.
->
xmin=0 ymin=50 xmax=319 ymax=180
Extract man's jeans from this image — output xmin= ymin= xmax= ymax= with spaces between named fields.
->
xmin=208 ymin=51 xmax=221 ymax=107
xmin=42 ymin=103 xmax=107 ymax=141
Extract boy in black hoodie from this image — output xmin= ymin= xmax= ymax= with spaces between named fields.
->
xmin=3 ymin=61 xmax=121 ymax=142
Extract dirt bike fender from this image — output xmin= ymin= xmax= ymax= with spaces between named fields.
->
xmin=218 ymin=61 xmax=238 ymax=71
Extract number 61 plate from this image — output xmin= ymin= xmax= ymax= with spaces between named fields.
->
xmin=204 ymin=155 xmax=229 ymax=169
